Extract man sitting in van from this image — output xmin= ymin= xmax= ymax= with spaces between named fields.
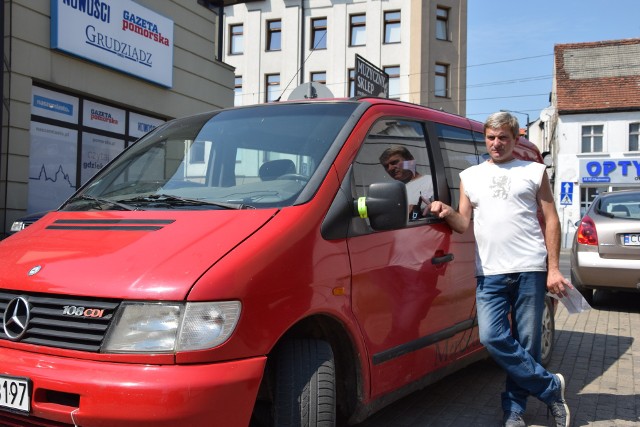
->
xmin=379 ymin=145 xmax=433 ymax=221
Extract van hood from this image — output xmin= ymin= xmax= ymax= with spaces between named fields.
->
xmin=0 ymin=210 xmax=277 ymax=300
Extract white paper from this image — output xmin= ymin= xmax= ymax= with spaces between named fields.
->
xmin=547 ymin=285 xmax=592 ymax=314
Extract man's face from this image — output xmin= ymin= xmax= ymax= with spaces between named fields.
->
xmin=485 ymin=125 xmax=517 ymax=163
xmin=382 ymin=154 xmax=414 ymax=183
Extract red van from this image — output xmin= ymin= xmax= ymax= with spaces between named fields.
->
xmin=0 ymin=98 xmax=555 ymax=426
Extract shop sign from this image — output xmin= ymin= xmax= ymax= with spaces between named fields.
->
xmin=31 ymin=86 xmax=79 ymax=124
xmin=579 ymin=158 xmax=640 ymax=184
xmin=83 ymin=100 xmax=126 ymax=134
xmin=51 ymin=0 xmax=174 ymax=87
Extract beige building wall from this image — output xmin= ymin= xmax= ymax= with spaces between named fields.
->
xmin=1 ymin=0 xmax=235 ymax=234
xmin=225 ymin=0 xmax=467 ymax=114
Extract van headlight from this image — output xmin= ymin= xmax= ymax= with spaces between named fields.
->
xmin=102 ymin=301 xmax=241 ymax=353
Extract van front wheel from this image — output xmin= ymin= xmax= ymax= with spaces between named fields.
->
xmin=274 ymin=339 xmax=336 ymax=427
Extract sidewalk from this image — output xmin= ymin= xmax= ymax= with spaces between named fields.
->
xmin=356 ymin=290 xmax=640 ymax=426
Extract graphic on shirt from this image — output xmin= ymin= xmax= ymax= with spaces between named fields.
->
xmin=490 ymin=175 xmax=510 ymax=199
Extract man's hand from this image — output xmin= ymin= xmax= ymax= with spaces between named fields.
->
xmin=547 ymin=268 xmax=573 ymax=298
xmin=427 ymin=200 xmax=454 ymax=219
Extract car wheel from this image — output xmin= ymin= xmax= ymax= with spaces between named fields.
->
xmin=540 ymin=296 xmax=555 ymax=367
xmin=274 ymin=339 xmax=336 ymax=427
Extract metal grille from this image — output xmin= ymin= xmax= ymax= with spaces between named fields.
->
xmin=0 ymin=291 xmax=120 ymax=352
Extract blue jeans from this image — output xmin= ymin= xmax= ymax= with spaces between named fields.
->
xmin=476 ymin=272 xmax=561 ymax=414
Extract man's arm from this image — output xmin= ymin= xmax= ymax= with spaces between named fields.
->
xmin=429 ymin=181 xmax=472 ymax=234
xmin=538 ymin=172 xmax=572 ymax=295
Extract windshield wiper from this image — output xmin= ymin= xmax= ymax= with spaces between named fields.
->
xmin=118 ymin=194 xmax=254 ymax=210
xmin=66 ymin=195 xmax=137 ymax=211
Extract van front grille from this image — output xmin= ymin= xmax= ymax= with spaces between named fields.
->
xmin=0 ymin=291 xmax=120 ymax=352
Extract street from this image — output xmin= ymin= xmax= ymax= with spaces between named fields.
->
xmin=356 ymin=251 xmax=640 ymax=427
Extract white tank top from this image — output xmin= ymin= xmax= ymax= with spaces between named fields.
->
xmin=460 ymin=159 xmax=548 ymax=276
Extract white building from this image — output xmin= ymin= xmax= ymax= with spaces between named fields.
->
xmin=546 ymin=39 xmax=640 ymax=247
xmin=223 ymin=0 xmax=468 ymax=115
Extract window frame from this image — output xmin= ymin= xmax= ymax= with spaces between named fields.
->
xmin=434 ymin=63 xmax=449 ymax=98
xmin=234 ymin=76 xmax=242 ymax=106
xmin=383 ymin=10 xmax=401 ymax=44
xmin=265 ymin=73 xmax=281 ymax=103
xmin=311 ymin=17 xmax=327 ymax=50
xmin=229 ymin=23 xmax=244 ymax=55
xmin=266 ymin=19 xmax=282 ymax=52
xmin=310 ymin=71 xmax=327 ymax=85
xmin=384 ymin=66 xmax=400 ymax=99
xmin=581 ymin=124 xmax=604 ymax=153
xmin=629 ymin=122 xmax=640 ymax=152
xmin=348 ymin=69 xmax=355 ymax=97
xmin=349 ymin=14 xmax=366 ymax=47
xmin=436 ymin=7 xmax=450 ymax=41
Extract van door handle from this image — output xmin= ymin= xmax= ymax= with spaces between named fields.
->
xmin=431 ymin=253 xmax=454 ymax=265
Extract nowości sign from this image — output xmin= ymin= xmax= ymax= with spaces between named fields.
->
xmin=355 ymin=54 xmax=389 ymax=98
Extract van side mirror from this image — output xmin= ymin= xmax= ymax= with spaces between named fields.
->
xmin=354 ymin=181 xmax=407 ymax=230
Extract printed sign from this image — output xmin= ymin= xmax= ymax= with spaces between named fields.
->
xmin=51 ymin=0 xmax=174 ymax=87
xmin=354 ymin=54 xmax=389 ymax=98
xmin=83 ymin=100 xmax=126 ymax=133
xmin=81 ymin=133 xmax=125 ymax=184
xmin=128 ymin=112 xmax=165 ymax=139
xmin=560 ymin=182 xmax=573 ymax=205
xmin=31 ymin=86 xmax=79 ymax=123
xmin=579 ymin=158 xmax=640 ymax=184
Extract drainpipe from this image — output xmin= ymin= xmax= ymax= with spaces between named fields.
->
xmin=299 ymin=1 xmax=305 ymax=85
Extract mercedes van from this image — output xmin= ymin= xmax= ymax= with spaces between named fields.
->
xmin=0 ymin=98 xmax=554 ymax=426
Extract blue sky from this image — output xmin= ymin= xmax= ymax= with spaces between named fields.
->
xmin=466 ymin=0 xmax=640 ymax=125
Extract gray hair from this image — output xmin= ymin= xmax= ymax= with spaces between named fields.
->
xmin=484 ymin=112 xmax=519 ymax=138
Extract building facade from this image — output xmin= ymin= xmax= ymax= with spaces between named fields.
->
xmin=223 ymin=0 xmax=467 ymax=114
xmin=546 ymin=38 xmax=640 ymax=247
xmin=0 ymin=0 xmax=236 ymax=236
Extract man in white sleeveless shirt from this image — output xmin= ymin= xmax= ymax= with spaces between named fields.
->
xmin=429 ymin=112 xmax=571 ymax=427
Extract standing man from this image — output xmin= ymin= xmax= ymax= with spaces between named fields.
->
xmin=429 ymin=112 xmax=571 ymax=427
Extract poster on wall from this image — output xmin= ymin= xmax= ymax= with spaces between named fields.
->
xmin=83 ymin=100 xmax=126 ymax=134
xmin=28 ymin=122 xmax=78 ymax=213
xmin=81 ymin=133 xmax=125 ymax=184
xmin=50 ymin=0 xmax=174 ymax=87
xmin=129 ymin=112 xmax=165 ymax=139
xmin=31 ymin=86 xmax=79 ymax=123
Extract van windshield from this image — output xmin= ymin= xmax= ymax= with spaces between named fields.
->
xmin=64 ymin=102 xmax=359 ymax=211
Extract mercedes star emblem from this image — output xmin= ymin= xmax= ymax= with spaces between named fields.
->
xmin=3 ymin=296 xmax=31 ymax=340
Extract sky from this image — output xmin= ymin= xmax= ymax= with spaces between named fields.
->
xmin=465 ymin=0 xmax=640 ymax=125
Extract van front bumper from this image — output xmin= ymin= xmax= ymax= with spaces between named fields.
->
xmin=0 ymin=347 xmax=266 ymax=427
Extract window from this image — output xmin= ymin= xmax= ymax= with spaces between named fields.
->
xmin=581 ymin=125 xmax=603 ymax=153
xmin=435 ymin=63 xmax=449 ymax=98
xmin=348 ymin=69 xmax=355 ymax=97
xmin=579 ymin=187 xmax=600 ymax=217
xmin=383 ymin=11 xmax=401 ymax=44
xmin=229 ymin=24 xmax=244 ymax=55
xmin=311 ymin=18 xmax=327 ymax=50
xmin=384 ymin=66 xmax=400 ymax=99
xmin=353 ymin=119 xmax=434 ymax=227
xmin=234 ymin=76 xmax=242 ymax=106
xmin=350 ymin=14 xmax=366 ymax=46
xmin=630 ymin=123 xmax=640 ymax=151
xmin=437 ymin=124 xmax=484 ymax=207
xmin=266 ymin=20 xmax=281 ymax=51
xmin=310 ymin=72 xmax=327 ymax=84
xmin=265 ymin=74 xmax=280 ymax=103
xmin=436 ymin=7 xmax=449 ymax=41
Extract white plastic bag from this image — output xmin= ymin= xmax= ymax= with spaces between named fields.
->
xmin=547 ymin=285 xmax=592 ymax=314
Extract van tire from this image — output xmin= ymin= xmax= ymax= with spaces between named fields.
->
xmin=274 ymin=339 xmax=336 ymax=427
xmin=540 ymin=296 xmax=555 ymax=367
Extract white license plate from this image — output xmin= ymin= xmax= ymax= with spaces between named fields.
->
xmin=0 ymin=375 xmax=30 ymax=413
xmin=623 ymin=234 xmax=640 ymax=246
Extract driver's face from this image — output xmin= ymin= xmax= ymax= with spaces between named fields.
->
xmin=382 ymin=154 xmax=414 ymax=183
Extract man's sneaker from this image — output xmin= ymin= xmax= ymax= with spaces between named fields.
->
xmin=547 ymin=373 xmax=570 ymax=427
xmin=503 ymin=411 xmax=526 ymax=427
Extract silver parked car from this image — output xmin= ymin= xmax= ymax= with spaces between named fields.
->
xmin=571 ymin=189 xmax=640 ymax=304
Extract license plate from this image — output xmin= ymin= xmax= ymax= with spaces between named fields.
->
xmin=623 ymin=234 xmax=640 ymax=246
xmin=0 ymin=375 xmax=30 ymax=413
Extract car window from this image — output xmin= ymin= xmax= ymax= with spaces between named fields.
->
xmin=599 ymin=193 xmax=640 ymax=219
xmin=353 ymin=118 xmax=435 ymax=227
xmin=436 ymin=124 xmax=484 ymax=208
xmin=68 ymin=103 xmax=359 ymax=210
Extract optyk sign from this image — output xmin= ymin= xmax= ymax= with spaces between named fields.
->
xmin=579 ymin=158 xmax=640 ymax=184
